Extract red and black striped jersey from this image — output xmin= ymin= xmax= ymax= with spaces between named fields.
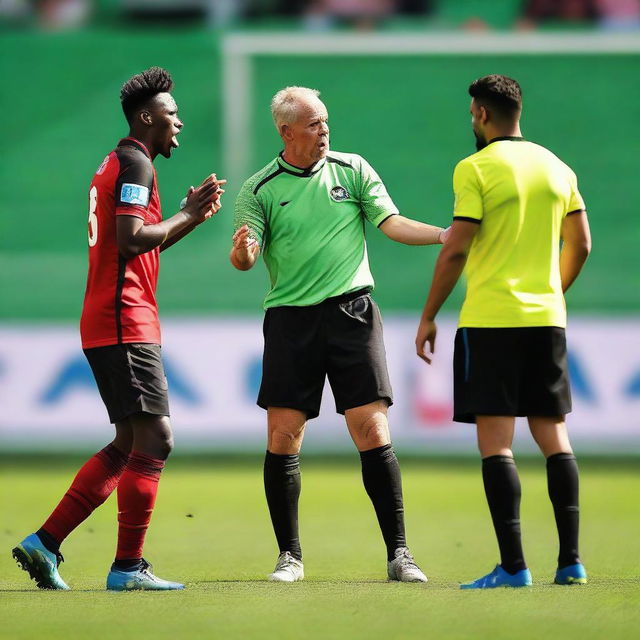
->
xmin=80 ymin=138 xmax=162 ymax=349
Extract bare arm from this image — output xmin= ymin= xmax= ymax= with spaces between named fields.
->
xmin=560 ymin=210 xmax=591 ymax=293
xmin=117 ymin=175 xmax=221 ymax=259
xmin=379 ymin=214 xmax=447 ymax=245
xmin=230 ymin=224 xmax=261 ymax=271
xmin=415 ymin=220 xmax=479 ymax=363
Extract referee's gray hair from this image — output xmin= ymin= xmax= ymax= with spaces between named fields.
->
xmin=271 ymin=86 xmax=321 ymax=130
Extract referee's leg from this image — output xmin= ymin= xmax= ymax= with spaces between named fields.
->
xmin=264 ymin=408 xmax=305 ymax=563
xmin=346 ymin=401 xmax=408 ymax=560
xmin=529 ymin=417 xmax=583 ymax=574
xmin=476 ymin=416 xmax=528 ymax=575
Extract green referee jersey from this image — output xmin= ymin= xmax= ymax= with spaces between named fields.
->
xmin=234 ymin=151 xmax=398 ymax=309
xmin=453 ymin=137 xmax=586 ymax=329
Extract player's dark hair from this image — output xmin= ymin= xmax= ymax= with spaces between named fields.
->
xmin=120 ymin=67 xmax=174 ymax=123
xmin=468 ymin=74 xmax=522 ymax=121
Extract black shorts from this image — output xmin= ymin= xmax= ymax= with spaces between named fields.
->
xmin=453 ymin=327 xmax=571 ymax=424
xmin=258 ymin=289 xmax=393 ymax=419
xmin=84 ymin=343 xmax=170 ymax=424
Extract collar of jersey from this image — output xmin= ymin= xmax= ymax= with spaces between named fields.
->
xmin=277 ymin=153 xmax=326 ymax=177
xmin=118 ymin=137 xmax=152 ymax=159
xmin=487 ymin=136 xmax=525 ymax=145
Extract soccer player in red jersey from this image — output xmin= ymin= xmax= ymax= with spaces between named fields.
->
xmin=12 ymin=67 xmax=224 ymax=591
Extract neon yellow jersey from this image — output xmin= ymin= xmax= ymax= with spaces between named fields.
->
xmin=453 ymin=138 xmax=586 ymax=328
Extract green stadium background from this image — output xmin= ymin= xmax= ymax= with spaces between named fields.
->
xmin=1 ymin=25 xmax=639 ymax=451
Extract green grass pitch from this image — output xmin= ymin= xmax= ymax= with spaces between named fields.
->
xmin=1 ymin=455 xmax=639 ymax=640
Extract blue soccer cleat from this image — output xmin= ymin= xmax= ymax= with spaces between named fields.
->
xmin=460 ymin=564 xmax=532 ymax=589
xmin=106 ymin=559 xmax=185 ymax=591
xmin=12 ymin=533 xmax=70 ymax=590
xmin=555 ymin=563 xmax=587 ymax=585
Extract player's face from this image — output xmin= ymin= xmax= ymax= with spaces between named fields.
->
xmin=149 ymin=93 xmax=183 ymax=159
xmin=470 ymin=98 xmax=487 ymax=151
xmin=286 ymin=98 xmax=330 ymax=165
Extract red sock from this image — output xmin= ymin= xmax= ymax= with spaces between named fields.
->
xmin=115 ymin=451 xmax=165 ymax=561
xmin=41 ymin=443 xmax=128 ymax=545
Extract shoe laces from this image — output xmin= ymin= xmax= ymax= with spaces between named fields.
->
xmin=56 ymin=551 xmax=64 ymax=567
xmin=139 ymin=558 xmax=153 ymax=575
xmin=276 ymin=551 xmax=299 ymax=570
xmin=395 ymin=547 xmax=416 ymax=565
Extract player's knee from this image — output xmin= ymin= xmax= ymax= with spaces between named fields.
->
xmin=156 ymin=434 xmax=174 ymax=460
xmin=152 ymin=423 xmax=174 ymax=459
xmin=132 ymin=414 xmax=174 ymax=459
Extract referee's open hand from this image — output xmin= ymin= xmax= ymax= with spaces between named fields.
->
xmin=416 ymin=319 xmax=437 ymax=365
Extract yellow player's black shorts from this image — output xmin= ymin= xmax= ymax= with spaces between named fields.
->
xmin=258 ymin=289 xmax=393 ymax=419
xmin=453 ymin=327 xmax=571 ymax=424
xmin=84 ymin=343 xmax=170 ymax=424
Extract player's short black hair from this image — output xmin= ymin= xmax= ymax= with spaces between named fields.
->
xmin=468 ymin=74 xmax=522 ymax=121
xmin=120 ymin=67 xmax=174 ymax=123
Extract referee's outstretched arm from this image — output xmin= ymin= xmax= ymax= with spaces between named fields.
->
xmin=559 ymin=210 xmax=591 ymax=293
xmin=378 ymin=214 xmax=447 ymax=245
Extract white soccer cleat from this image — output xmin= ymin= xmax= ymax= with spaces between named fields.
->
xmin=268 ymin=551 xmax=304 ymax=582
xmin=387 ymin=547 xmax=428 ymax=583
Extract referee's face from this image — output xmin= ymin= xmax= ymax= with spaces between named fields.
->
xmin=284 ymin=98 xmax=330 ymax=166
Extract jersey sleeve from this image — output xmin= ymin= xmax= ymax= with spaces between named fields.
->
xmin=114 ymin=149 xmax=155 ymax=220
xmin=452 ymin=159 xmax=483 ymax=223
xmin=357 ymin=156 xmax=399 ymax=227
xmin=566 ymin=169 xmax=586 ymax=215
xmin=234 ymin=178 xmax=267 ymax=246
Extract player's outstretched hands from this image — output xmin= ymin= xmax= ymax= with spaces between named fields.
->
xmin=232 ymin=225 xmax=259 ymax=263
xmin=182 ymin=174 xmax=226 ymax=223
xmin=416 ymin=318 xmax=437 ymax=364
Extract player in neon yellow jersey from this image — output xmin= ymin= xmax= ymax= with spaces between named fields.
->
xmin=416 ymin=74 xmax=591 ymax=589
xmin=232 ymin=86 xmax=447 ymax=583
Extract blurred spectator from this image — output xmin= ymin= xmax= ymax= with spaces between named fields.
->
xmin=303 ymin=0 xmax=400 ymax=30
xmin=205 ymin=0 xmax=247 ymax=27
xmin=597 ymin=0 xmax=640 ymax=30
xmin=0 ymin=0 xmax=31 ymax=21
xmin=516 ymin=0 xmax=598 ymax=29
xmin=37 ymin=0 xmax=91 ymax=30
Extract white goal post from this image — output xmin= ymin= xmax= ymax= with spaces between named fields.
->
xmin=222 ymin=31 xmax=640 ymax=189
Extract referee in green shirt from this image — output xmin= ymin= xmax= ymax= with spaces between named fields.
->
xmin=416 ymin=75 xmax=592 ymax=589
xmin=232 ymin=86 xmax=446 ymax=583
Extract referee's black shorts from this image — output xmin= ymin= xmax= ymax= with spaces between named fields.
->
xmin=258 ymin=288 xmax=393 ymax=419
xmin=453 ymin=326 xmax=571 ymax=424
xmin=84 ymin=343 xmax=170 ymax=424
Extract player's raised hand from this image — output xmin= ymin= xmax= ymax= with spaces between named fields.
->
xmin=183 ymin=174 xmax=225 ymax=222
xmin=204 ymin=179 xmax=226 ymax=220
xmin=416 ymin=318 xmax=437 ymax=364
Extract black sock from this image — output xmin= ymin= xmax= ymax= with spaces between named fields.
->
xmin=36 ymin=528 xmax=60 ymax=555
xmin=482 ymin=455 xmax=527 ymax=574
xmin=112 ymin=558 xmax=143 ymax=571
xmin=360 ymin=444 xmax=406 ymax=562
xmin=547 ymin=453 xmax=581 ymax=569
xmin=264 ymin=450 xmax=302 ymax=561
